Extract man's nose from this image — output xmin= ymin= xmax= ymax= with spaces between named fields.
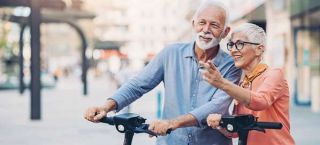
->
xmin=202 ymin=24 xmax=211 ymax=33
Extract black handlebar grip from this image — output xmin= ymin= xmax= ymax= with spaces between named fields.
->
xmin=100 ymin=117 xmax=115 ymax=125
xmin=256 ymin=122 xmax=283 ymax=129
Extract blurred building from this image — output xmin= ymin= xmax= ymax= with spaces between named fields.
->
xmin=265 ymin=0 xmax=320 ymax=112
xmin=40 ymin=1 xmax=95 ymax=77
xmin=84 ymin=0 xmax=192 ymax=61
xmin=0 ymin=0 xmax=95 ymax=85
xmin=2 ymin=0 xmax=317 ymax=111
xmin=289 ymin=0 xmax=320 ymax=112
xmin=82 ymin=0 xmax=195 ymax=76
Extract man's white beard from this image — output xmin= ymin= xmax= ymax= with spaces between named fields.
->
xmin=195 ymin=32 xmax=221 ymax=50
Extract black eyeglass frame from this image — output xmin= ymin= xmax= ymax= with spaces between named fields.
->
xmin=227 ymin=40 xmax=260 ymax=51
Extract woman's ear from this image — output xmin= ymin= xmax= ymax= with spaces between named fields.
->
xmin=255 ymin=45 xmax=265 ymax=56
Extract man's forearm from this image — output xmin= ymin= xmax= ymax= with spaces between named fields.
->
xmin=101 ymin=99 xmax=118 ymax=112
xmin=169 ymin=114 xmax=198 ymax=130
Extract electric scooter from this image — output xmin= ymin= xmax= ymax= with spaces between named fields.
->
xmin=98 ymin=113 xmax=282 ymax=145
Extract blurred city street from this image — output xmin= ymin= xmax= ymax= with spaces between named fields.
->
xmin=0 ymin=75 xmax=319 ymax=145
xmin=0 ymin=0 xmax=320 ymax=145
xmin=0 ymin=75 xmax=158 ymax=145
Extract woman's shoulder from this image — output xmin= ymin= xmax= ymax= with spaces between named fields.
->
xmin=262 ymin=67 xmax=286 ymax=82
xmin=265 ymin=67 xmax=284 ymax=76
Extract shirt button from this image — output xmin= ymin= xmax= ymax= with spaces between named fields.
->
xmin=188 ymin=134 xmax=192 ymax=138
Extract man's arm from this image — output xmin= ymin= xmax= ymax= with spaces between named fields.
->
xmin=108 ymin=48 xmax=167 ymax=112
xmin=148 ymin=114 xmax=197 ymax=136
xmin=84 ymin=48 xmax=168 ymax=122
xmin=190 ymin=64 xmax=241 ymax=127
xmin=149 ymin=64 xmax=241 ymax=134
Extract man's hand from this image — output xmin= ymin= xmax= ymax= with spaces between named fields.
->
xmin=84 ymin=99 xmax=117 ymax=122
xmin=84 ymin=106 xmax=107 ymax=122
xmin=148 ymin=120 xmax=176 ymax=136
xmin=147 ymin=114 xmax=198 ymax=137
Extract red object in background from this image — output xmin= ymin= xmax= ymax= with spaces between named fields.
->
xmin=100 ymin=50 xmax=127 ymax=59
xmin=146 ymin=52 xmax=155 ymax=60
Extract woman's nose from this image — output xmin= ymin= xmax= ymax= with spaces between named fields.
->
xmin=229 ymin=46 xmax=239 ymax=53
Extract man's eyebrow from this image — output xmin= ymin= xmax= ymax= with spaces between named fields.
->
xmin=209 ymin=21 xmax=220 ymax=24
xmin=197 ymin=18 xmax=206 ymax=21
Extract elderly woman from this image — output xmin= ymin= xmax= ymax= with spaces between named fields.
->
xmin=200 ymin=23 xmax=295 ymax=145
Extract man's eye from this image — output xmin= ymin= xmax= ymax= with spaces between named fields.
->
xmin=210 ymin=24 xmax=219 ymax=28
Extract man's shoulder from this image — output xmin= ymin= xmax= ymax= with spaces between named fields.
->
xmin=264 ymin=67 xmax=285 ymax=80
xmin=165 ymin=42 xmax=192 ymax=51
xmin=158 ymin=42 xmax=193 ymax=57
xmin=220 ymin=49 xmax=233 ymax=60
xmin=217 ymin=48 xmax=235 ymax=65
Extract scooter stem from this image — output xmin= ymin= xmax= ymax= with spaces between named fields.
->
xmin=123 ymin=130 xmax=134 ymax=145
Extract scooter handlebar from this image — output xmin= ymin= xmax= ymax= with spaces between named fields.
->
xmin=256 ymin=122 xmax=283 ymax=129
xmin=99 ymin=116 xmax=114 ymax=125
xmin=98 ymin=114 xmax=170 ymax=136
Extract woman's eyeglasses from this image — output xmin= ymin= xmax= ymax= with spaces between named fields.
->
xmin=227 ymin=40 xmax=260 ymax=51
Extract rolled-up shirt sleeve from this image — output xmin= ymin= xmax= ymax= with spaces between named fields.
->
xmin=248 ymin=69 xmax=286 ymax=111
xmin=109 ymin=48 xmax=167 ymax=112
xmin=189 ymin=64 xmax=242 ymax=128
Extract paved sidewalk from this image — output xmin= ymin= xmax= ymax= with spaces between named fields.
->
xmin=0 ymin=75 xmax=319 ymax=145
xmin=290 ymin=105 xmax=320 ymax=145
xmin=0 ymin=76 xmax=158 ymax=145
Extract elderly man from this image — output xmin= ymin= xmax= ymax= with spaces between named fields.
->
xmin=84 ymin=0 xmax=241 ymax=145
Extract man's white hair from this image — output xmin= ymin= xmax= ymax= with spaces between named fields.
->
xmin=193 ymin=0 xmax=230 ymax=26
xmin=232 ymin=23 xmax=266 ymax=46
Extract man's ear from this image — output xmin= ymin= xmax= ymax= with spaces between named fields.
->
xmin=192 ymin=20 xmax=195 ymax=28
xmin=221 ymin=26 xmax=230 ymax=39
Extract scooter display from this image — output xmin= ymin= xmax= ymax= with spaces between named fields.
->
xmin=99 ymin=113 xmax=159 ymax=145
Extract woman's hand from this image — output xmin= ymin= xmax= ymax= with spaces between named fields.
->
xmin=199 ymin=61 xmax=226 ymax=89
xmin=206 ymin=114 xmax=222 ymax=128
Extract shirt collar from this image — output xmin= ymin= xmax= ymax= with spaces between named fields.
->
xmin=183 ymin=40 xmax=226 ymax=67
xmin=212 ymin=46 xmax=226 ymax=67
xmin=183 ymin=41 xmax=195 ymax=58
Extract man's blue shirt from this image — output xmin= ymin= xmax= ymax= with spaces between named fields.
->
xmin=110 ymin=41 xmax=242 ymax=145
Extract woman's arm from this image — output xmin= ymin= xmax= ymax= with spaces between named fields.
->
xmin=200 ymin=61 xmax=286 ymax=111
xmin=200 ymin=61 xmax=251 ymax=106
